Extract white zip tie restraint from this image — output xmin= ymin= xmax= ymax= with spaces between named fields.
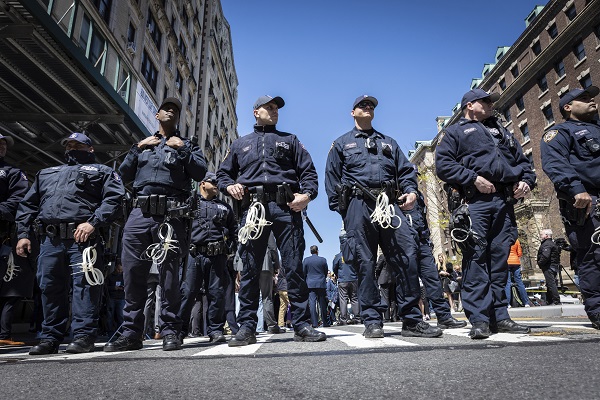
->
xmin=370 ymin=192 xmax=401 ymax=229
xmin=239 ymin=201 xmax=272 ymax=244
xmin=591 ymin=226 xmax=600 ymax=245
xmin=71 ymin=245 xmax=104 ymax=286
xmin=142 ymin=222 xmax=179 ymax=265
xmin=3 ymin=252 xmax=19 ymax=282
xmin=450 ymin=215 xmax=482 ymax=244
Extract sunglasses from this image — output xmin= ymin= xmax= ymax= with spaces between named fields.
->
xmin=356 ymin=101 xmax=375 ymax=109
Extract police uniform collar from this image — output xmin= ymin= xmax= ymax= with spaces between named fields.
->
xmin=254 ymin=124 xmax=276 ymax=133
xmin=353 ymin=128 xmax=382 ymax=139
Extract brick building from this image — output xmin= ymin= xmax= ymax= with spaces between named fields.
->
xmin=411 ymin=0 xmax=600 ymax=285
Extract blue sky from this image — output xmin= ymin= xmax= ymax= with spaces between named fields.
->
xmin=221 ymin=0 xmax=547 ymax=266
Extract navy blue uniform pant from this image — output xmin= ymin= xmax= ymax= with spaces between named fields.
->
xmin=37 ymin=236 xmax=103 ymax=341
xmin=342 ymin=197 xmax=422 ymax=326
xmin=460 ymin=193 xmax=516 ymax=324
xmin=178 ymin=253 xmax=228 ymax=336
xmin=121 ymin=209 xmax=187 ymax=338
xmin=237 ymin=201 xmax=310 ymax=333
xmin=225 ymin=265 xmax=239 ymax=334
xmin=565 ymin=196 xmax=600 ymax=319
xmin=416 ymin=240 xmax=452 ymax=321
xmin=308 ymin=288 xmax=328 ymax=327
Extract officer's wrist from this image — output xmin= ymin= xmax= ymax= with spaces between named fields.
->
xmin=87 ymin=216 xmax=100 ymax=227
xmin=303 ymin=192 xmax=313 ymax=201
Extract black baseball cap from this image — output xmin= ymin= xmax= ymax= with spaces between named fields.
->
xmin=253 ymin=95 xmax=285 ymax=110
xmin=559 ymin=85 xmax=599 ymax=109
xmin=352 ymin=95 xmax=378 ymax=109
xmin=202 ymin=171 xmax=217 ymax=183
xmin=159 ymin=97 xmax=182 ymax=113
xmin=60 ymin=132 xmax=92 ymax=146
xmin=461 ymin=89 xmax=500 ymax=109
xmin=0 ymin=134 xmax=14 ymax=147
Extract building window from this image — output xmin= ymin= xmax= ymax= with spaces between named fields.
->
xmin=499 ymin=78 xmax=506 ymax=90
xmin=538 ymin=75 xmax=548 ymax=92
xmin=573 ymin=40 xmax=586 ymax=61
xmin=511 ymin=64 xmax=519 ymax=78
xmin=147 ymin=13 xmax=162 ymax=52
xmin=141 ymin=50 xmax=158 ymax=92
xmin=127 ymin=23 xmax=136 ymax=43
xmin=516 ymin=95 xmax=525 ymax=112
xmin=520 ymin=123 xmax=530 ymax=142
xmin=548 ymin=23 xmax=558 ymax=39
xmin=554 ymin=60 xmax=565 ymax=79
xmin=526 ymin=152 xmax=534 ymax=168
xmin=79 ymin=14 xmax=107 ymax=71
xmin=93 ymin=0 xmax=112 ymax=24
xmin=176 ymin=69 xmax=183 ymax=94
xmin=542 ymin=105 xmax=554 ymax=125
xmin=565 ymin=4 xmax=576 ymax=21
xmin=532 ymin=41 xmax=542 ymax=56
xmin=580 ymin=74 xmax=593 ymax=89
xmin=503 ymin=107 xmax=512 ymax=123
xmin=178 ymin=35 xmax=187 ymax=58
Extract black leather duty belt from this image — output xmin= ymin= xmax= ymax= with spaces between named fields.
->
xmin=133 ymin=195 xmax=186 ymax=216
xmin=42 ymin=222 xmax=95 ymax=240
xmin=189 ymin=241 xmax=228 ymax=257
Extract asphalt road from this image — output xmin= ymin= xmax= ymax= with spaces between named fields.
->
xmin=1 ymin=317 xmax=598 ymax=400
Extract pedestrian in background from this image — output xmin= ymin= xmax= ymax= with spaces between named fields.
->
xmin=505 ymin=239 xmax=531 ymax=307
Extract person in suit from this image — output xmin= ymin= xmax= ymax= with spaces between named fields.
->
xmin=303 ymin=245 xmax=329 ymax=328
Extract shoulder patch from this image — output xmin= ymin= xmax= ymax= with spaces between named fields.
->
xmin=21 ymin=172 xmax=27 ymax=181
xmin=543 ymin=130 xmax=558 ymax=143
xmin=329 ymin=142 xmax=335 ymax=152
xmin=0 ymin=170 xmax=6 ymax=178
xmin=112 ymin=172 xmax=121 ymax=182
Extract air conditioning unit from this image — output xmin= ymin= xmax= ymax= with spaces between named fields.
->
xmin=126 ymin=42 xmax=136 ymax=54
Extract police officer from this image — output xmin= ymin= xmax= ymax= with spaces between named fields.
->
xmin=325 ymin=95 xmax=442 ymax=338
xmin=105 ymin=97 xmax=207 ymax=352
xmin=436 ymin=88 xmax=535 ymax=339
xmin=400 ymin=191 xmax=467 ymax=329
xmin=540 ymin=85 xmax=600 ymax=328
xmin=217 ymin=95 xmax=325 ymax=346
xmin=15 ymin=132 xmax=125 ymax=354
xmin=536 ymin=229 xmax=561 ymax=305
xmin=332 ymin=232 xmax=360 ymax=325
xmin=177 ymin=172 xmax=237 ymax=343
xmin=0 ymin=133 xmax=31 ymax=346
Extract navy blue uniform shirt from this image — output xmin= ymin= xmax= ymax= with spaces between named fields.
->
xmin=540 ymin=119 xmax=600 ymax=197
xmin=436 ymin=117 xmax=536 ymax=189
xmin=325 ymin=127 xmax=418 ymax=212
xmin=16 ymin=162 xmax=125 ymax=239
xmin=190 ymin=195 xmax=237 ymax=247
xmin=0 ymin=159 xmax=28 ymax=221
xmin=119 ymin=134 xmax=207 ymax=197
xmin=217 ymin=125 xmax=318 ymax=197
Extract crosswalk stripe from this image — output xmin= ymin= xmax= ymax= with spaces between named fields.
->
xmin=442 ymin=328 xmax=570 ymax=342
xmin=318 ymin=328 xmax=417 ymax=348
xmin=192 ymin=334 xmax=272 ymax=356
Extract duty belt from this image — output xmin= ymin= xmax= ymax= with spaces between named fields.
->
xmin=133 ymin=195 xmax=186 ymax=216
xmin=351 ymin=187 xmax=384 ymax=198
xmin=190 ymin=241 xmax=228 ymax=256
xmin=42 ymin=222 xmax=96 ymax=240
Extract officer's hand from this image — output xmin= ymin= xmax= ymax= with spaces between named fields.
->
xmin=474 ymin=176 xmax=496 ymax=194
xmin=288 ymin=193 xmax=310 ymax=212
xmin=16 ymin=239 xmax=31 ymax=257
xmin=398 ymin=192 xmax=417 ymax=211
xmin=227 ymin=183 xmax=245 ymax=200
xmin=74 ymin=222 xmax=95 ymax=243
xmin=574 ymin=192 xmax=593 ymax=214
xmin=166 ymin=136 xmax=184 ymax=149
xmin=138 ymin=135 xmax=161 ymax=149
xmin=513 ymin=181 xmax=531 ymax=199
